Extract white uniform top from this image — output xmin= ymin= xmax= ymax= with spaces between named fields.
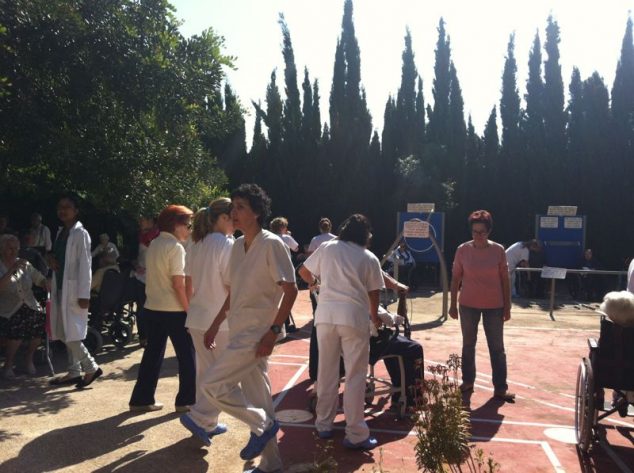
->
xmin=308 ymin=232 xmax=336 ymax=253
xmin=185 ymin=232 xmax=234 ymax=332
xmin=303 ymin=239 xmax=384 ymax=333
xmin=627 ymin=259 xmax=634 ymax=293
xmin=144 ymin=232 xmax=186 ymax=312
xmin=281 ymin=233 xmax=299 ymax=252
xmin=505 ymin=241 xmax=529 ymax=272
xmin=226 ymin=229 xmax=295 ymax=347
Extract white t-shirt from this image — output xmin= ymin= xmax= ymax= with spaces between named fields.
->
xmin=144 ymin=232 xmax=186 ymax=312
xmin=281 ymin=233 xmax=299 ymax=252
xmin=226 ymin=229 xmax=296 ymax=347
xmin=308 ymin=232 xmax=336 ymax=253
xmin=627 ymin=259 xmax=634 ymax=293
xmin=29 ymin=224 xmax=52 ymax=251
xmin=185 ymin=233 xmax=234 ymax=331
xmin=505 ymin=241 xmax=529 ymax=272
xmin=303 ymin=239 xmax=384 ymax=332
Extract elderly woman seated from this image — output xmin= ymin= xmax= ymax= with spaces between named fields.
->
xmin=0 ymin=234 xmax=48 ymax=378
xmin=91 ymin=249 xmax=120 ymax=295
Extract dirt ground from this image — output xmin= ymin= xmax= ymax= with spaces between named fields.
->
xmin=0 ymin=289 xmax=632 ymax=473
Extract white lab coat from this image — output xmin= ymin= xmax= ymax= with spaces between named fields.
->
xmin=49 ymin=221 xmax=92 ymax=342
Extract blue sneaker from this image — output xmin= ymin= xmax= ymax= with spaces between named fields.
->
xmin=343 ymin=436 xmax=378 ymax=450
xmin=317 ymin=430 xmax=333 ymax=439
xmin=239 ymin=420 xmax=280 ymax=460
xmin=208 ymin=423 xmax=228 ymax=437
xmin=180 ymin=414 xmax=211 ymax=447
xmin=243 ymin=468 xmax=282 ymax=473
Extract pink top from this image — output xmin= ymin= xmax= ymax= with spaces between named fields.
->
xmin=452 ymin=240 xmax=508 ymax=309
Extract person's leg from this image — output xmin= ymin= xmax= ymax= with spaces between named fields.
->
xmin=187 ymin=329 xmax=227 ymax=430
xmin=510 ymin=271 xmax=518 ymax=297
xmin=165 ymin=312 xmax=196 ymax=407
xmin=459 ymin=306 xmax=482 ymax=387
xmin=383 ymin=336 xmax=424 ymax=405
xmin=481 ymin=308 xmax=507 ymax=392
xmin=65 ymin=340 xmax=99 ymax=375
xmin=134 ymin=280 xmax=147 ymax=343
xmin=240 ymin=356 xmax=282 ymax=472
xmin=129 ymin=310 xmax=169 ymax=406
xmin=3 ymin=339 xmax=21 ymax=372
xmin=339 ymin=324 xmax=371 ymax=444
xmin=24 ymin=338 xmax=42 ymax=372
xmin=315 ymin=323 xmax=342 ymax=434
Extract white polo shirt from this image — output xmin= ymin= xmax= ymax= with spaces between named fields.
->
xmin=281 ymin=233 xmax=299 ymax=252
xmin=185 ymin=232 xmax=234 ymax=331
xmin=144 ymin=232 xmax=186 ymax=312
xmin=505 ymin=241 xmax=529 ymax=272
xmin=226 ymin=229 xmax=296 ymax=347
xmin=308 ymin=232 xmax=336 ymax=253
xmin=303 ymin=239 xmax=384 ymax=332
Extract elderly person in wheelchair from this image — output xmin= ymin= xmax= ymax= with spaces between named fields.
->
xmin=575 ymin=290 xmax=634 ymax=453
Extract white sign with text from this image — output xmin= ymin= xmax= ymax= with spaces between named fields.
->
xmin=541 ymin=266 xmax=568 ymax=279
xmin=403 ymin=220 xmax=430 ymax=239
xmin=407 ymin=203 xmax=435 ymax=213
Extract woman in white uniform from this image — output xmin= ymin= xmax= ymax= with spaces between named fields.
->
xmin=299 ymin=214 xmax=384 ymax=450
xmin=183 ymin=198 xmax=234 ymax=441
xmin=48 ymin=194 xmax=102 ymax=388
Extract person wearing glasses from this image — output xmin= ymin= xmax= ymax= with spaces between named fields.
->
xmin=449 ymin=210 xmax=514 ymax=402
xmin=129 ymin=204 xmax=196 ymax=413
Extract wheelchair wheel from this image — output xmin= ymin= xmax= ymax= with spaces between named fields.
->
xmin=575 ymin=357 xmax=596 ymax=453
xmin=110 ymin=320 xmax=133 ymax=348
xmin=365 ymin=381 xmax=376 ymax=405
xmin=83 ymin=326 xmax=104 ymax=355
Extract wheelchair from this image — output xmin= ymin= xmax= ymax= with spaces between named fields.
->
xmin=86 ymin=269 xmax=137 ymax=353
xmin=575 ymin=315 xmax=634 ymax=453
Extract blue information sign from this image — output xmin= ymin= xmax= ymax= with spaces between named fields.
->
xmin=535 ymin=215 xmax=586 ymax=268
xmin=397 ymin=212 xmax=445 ymax=263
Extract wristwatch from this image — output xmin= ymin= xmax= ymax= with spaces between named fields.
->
xmin=270 ymin=324 xmax=282 ymax=335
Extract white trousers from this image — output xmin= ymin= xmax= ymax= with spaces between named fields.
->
xmin=315 ymin=323 xmax=370 ymax=443
xmin=187 ymin=329 xmax=229 ymax=431
xmin=66 ymin=340 xmax=98 ymax=377
xmin=199 ymin=341 xmax=281 ymax=472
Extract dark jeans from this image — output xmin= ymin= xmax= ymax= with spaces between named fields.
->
xmin=129 ymin=309 xmax=195 ymax=407
xmin=382 ymin=335 xmax=424 ymax=404
xmin=459 ymin=306 xmax=508 ymax=391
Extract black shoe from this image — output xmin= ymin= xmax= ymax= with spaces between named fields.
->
xmin=76 ymin=368 xmax=103 ymax=389
xmin=49 ymin=375 xmax=82 ymax=386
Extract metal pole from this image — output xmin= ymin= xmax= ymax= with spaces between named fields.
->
xmin=549 ymin=278 xmax=556 ymax=321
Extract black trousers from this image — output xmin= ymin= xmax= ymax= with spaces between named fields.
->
xmin=133 ymin=279 xmax=148 ymax=340
xmin=381 ymin=335 xmax=424 ymax=404
xmin=129 ymin=309 xmax=195 ymax=407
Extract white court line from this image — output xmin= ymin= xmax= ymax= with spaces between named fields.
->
xmin=558 ymin=393 xmax=576 ymax=399
xmin=279 ymin=422 xmax=564 ymax=472
xmin=425 ymin=359 xmax=536 ymax=390
xmin=273 ymin=364 xmax=307 ymax=409
xmin=270 ymin=361 xmax=306 ymax=367
xmin=271 ymin=354 xmax=309 ymax=359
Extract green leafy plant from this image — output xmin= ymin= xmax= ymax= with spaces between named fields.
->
xmin=308 ymin=436 xmax=338 ymax=473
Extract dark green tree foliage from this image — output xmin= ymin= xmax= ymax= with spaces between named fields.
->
xmin=395 ymin=29 xmax=419 ymax=159
xmin=249 ymin=100 xmax=268 ymax=181
xmin=448 ymin=61 xmax=466 ymax=171
xmin=500 ymin=34 xmax=521 ymax=152
xmin=428 ymin=18 xmax=451 ymax=145
xmin=0 ymin=0 xmax=233 ymax=214
xmin=302 ymin=68 xmax=315 ymax=146
xmin=311 ymin=80 xmax=322 ymax=145
xmin=415 ymin=77 xmax=426 ymax=155
xmin=543 ymin=16 xmax=567 ymax=199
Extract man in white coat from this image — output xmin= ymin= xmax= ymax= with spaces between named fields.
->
xmin=48 ymin=194 xmax=102 ymax=388
xmin=180 ymin=184 xmax=297 ymax=473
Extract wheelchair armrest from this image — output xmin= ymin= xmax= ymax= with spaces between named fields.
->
xmin=587 ymin=338 xmax=598 ymax=350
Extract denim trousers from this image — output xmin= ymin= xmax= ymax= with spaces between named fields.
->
xmin=459 ymin=306 xmax=508 ymax=391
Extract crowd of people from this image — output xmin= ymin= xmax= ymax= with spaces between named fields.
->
xmin=5 ymin=185 xmax=633 ymax=472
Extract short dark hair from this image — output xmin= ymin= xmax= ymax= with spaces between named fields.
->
xmin=468 ymin=209 xmax=493 ymax=231
xmin=230 ymin=184 xmax=271 ymax=227
xmin=157 ymin=205 xmax=193 ymax=232
xmin=338 ymin=214 xmax=371 ymax=247
xmin=319 ymin=217 xmax=332 ymax=233
xmin=57 ymin=192 xmax=82 ymax=210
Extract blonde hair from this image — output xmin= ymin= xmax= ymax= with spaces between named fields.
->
xmin=270 ymin=217 xmax=289 ymax=234
xmin=191 ymin=197 xmax=232 ymax=243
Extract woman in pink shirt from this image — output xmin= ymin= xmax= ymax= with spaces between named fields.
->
xmin=449 ymin=210 xmax=514 ymax=402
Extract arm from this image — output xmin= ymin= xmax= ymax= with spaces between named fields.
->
xmin=256 ymin=281 xmax=298 ymax=357
xmin=0 ymin=259 xmax=27 ymax=290
xmin=369 ymin=289 xmax=381 ymax=328
xmin=204 ymin=294 xmax=230 ymax=349
xmin=77 ymin=230 xmax=92 ymax=309
xmin=185 ymin=275 xmax=193 ymax=302
xmin=44 ymin=226 xmax=52 ymax=252
xmin=382 ymin=270 xmax=408 ymax=293
xmin=298 ymin=264 xmax=317 ymax=288
xmin=500 ymin=267 xmax=511 ymax=321
xmin=449 ymin=273 xmax=462 ymax=319
xmin=171 ymin=275 xmax=189 ymax=312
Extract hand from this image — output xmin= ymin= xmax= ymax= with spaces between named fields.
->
xmin=78 ymin=298 xmax=89 ymax=309
xmin=503 ymin=309 xmax=511 ymax=322
xmin=449 ymin=306 xmax=458 ymax=319
xmin=397 ymin=283 xmax=409 ymax=294
xmin=204 ymin=324 xmax=219 ymax=350
xmin=47 ymin=254 xmax=59 ymax=271
xmin=256 ymin=330 xmax=277 ymax=357
xmin=12 ymin=258 xmax=27 ymax=274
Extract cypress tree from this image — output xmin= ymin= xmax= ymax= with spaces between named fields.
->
xmin=302 ymin=67 xmax=314 ymax=146
xmin=395 ymin=28 xmax=419 ymax=158
xmin=500 ymin=33 xmax=521 ymax=153
xmin=428 ymin=18 xmax=451 ymax=145
xmin=312 ymin=80 xmax=322 ymax=145
xmin=415 ymin=76 xmax=426 ymax=156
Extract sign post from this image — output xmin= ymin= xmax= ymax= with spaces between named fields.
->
xmin=541 ymin=266 xmax=568 ymax=320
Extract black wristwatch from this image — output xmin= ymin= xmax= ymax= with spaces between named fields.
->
xmin=270 ymin=324 xmax=282 ymax=335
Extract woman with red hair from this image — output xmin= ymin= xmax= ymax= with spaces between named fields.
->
xmin=449 ymin=210 xmax=514 ymax=402
xmin=129 ymin=204 xmax=196 ymax=412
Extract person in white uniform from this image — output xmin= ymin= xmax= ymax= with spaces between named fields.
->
xmin=48 ymin=194 xmax=102 ymax=388
xmin=180 ymin=184 xmax=297 ymax=473
xmin=183 ymin=198 xmax=234 ymax=441
xmin=505 ymin=239 xmax=540 ymax=297
xmin=299 ymin=214 xmax=384 ymax=450
xmin=307 ymin=217 xmax=336 ymax=255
